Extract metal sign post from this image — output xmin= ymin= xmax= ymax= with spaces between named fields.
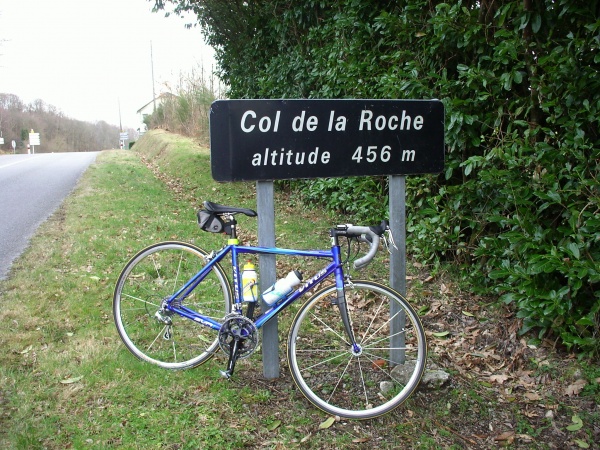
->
xmin=210 ymin=99 xmax=445 ymax=378
xmin=389 ymin=175 xmax=407 ymax=364
xmin=256 ymin=181 xmax=279 ymax=378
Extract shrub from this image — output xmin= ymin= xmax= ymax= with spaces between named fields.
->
xmin=154 ymin=0 xmax=600 ymax=355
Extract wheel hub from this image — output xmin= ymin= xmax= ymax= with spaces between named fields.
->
xmin=351 ymin=343 xmax=363 ymax=356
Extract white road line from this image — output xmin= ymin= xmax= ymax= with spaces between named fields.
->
xmin=0 ymin=155 xmax=41 ymax=170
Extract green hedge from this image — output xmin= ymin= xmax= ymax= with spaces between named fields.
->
xmin=154 ymin=0 xmax=599 ymax=355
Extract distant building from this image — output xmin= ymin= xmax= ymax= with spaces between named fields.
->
xmin=136 ymin=93 xmax=177 ymax=124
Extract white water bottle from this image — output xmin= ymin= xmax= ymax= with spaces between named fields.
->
xmin=262 ymin=270 xmax=303 ymax=305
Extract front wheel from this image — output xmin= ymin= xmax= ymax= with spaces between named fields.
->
xmin=287 ymin=281 xmax=427 ymax=419
xmin=113 ymin=241 xmax=232 ymax=369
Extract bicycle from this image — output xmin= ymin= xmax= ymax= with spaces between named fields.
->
xmin=113 ymin=201 xmax=427 ymax=419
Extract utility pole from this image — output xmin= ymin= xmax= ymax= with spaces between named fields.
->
xmin=118 ymin=98 xmax=123 ymax=132
xmin=118 ymin=98 xmax=127 ymax=149
xmin=151 ymin=41 xmax=157 ymax=112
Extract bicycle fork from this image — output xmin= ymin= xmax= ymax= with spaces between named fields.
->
xmin=332 ymin=270 xmax=360 ymax=354
xmin=328 ymin=232 xmax=361 ymax=353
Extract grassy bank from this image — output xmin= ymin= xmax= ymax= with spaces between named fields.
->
xmin=0 ymin=130 xmax=597 ymax=449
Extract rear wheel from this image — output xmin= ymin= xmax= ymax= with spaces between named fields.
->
xmin=287 ymin=280 xmax=426 ymax=419
xmin=113 ymin=241 xmax=232 ymax=369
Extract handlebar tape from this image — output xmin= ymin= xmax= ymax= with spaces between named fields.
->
xmin=347 ymin=220 xmax=387 ymax=269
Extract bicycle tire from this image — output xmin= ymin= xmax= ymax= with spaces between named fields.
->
xmin=113 ymin=241 xmax=232 ymax=369
xmin=287 ymin=280 xmax=426 ymax=419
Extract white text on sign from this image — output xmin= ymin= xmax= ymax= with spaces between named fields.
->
xmin=250 ymin=145 xmax=416 ymax=167
xmin=240 ymin=109 xmax=425 ymax=133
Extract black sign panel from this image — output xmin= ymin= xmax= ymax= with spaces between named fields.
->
xmin=210 ymin=99 xmax=444 ymax=182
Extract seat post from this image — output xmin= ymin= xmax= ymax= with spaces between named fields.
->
xmin=225 ymin=215 xmax=240 ymax=245
xmin=227 ymin=216 xmax=238 ymax=243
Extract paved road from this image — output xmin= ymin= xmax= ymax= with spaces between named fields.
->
xmin=0 ymin=152 xmax=98 ymax=280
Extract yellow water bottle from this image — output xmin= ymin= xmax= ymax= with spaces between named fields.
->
xmin=241 ymin=261 xmax=258 ymax=302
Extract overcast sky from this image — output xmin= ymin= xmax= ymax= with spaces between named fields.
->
xmin=0 ymin=0 xmax=215 ymax=129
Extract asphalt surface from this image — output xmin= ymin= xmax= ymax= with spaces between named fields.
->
xmin=0 ymin=152 xmax=98 ymax=280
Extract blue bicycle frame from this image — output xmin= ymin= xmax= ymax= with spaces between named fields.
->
xmin=164 ymin=242 xmax=346 ymax=331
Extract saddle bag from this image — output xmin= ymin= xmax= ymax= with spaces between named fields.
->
xmin=197 ymin=210 xmax=225 ymax=233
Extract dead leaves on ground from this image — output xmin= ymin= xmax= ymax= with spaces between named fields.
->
xmin=411 ymin=274 xmax=598 ymax=447
xmin=565 ymin=379 xmax=588 ymax=397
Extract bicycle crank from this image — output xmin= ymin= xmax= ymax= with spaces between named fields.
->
xmin=218 ymin=314 xmax=259 ymax=378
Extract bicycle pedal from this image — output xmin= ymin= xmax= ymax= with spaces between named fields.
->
xmin=219 ymin=369 xmax=232 ymax=379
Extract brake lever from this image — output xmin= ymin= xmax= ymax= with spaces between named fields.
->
xmin=383 ymin=227 xmax=398 ymax=254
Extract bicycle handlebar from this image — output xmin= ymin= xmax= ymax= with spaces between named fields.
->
xmin=334 ymin=221 xmax=388 ymax=269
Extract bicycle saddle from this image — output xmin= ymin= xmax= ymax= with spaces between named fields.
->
xmin=203 ymin=201 xmax=257 ymax=217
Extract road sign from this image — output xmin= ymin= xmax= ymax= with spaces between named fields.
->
xmin=120 ymin=132 xmax=129 ymax=140
xmin=29 ymin=133 xmax=41 ymax=146
xmin=210 ymin=99 xmax=445 ymax=182
xmin=0 ymin=137 xmax=4 ymax=145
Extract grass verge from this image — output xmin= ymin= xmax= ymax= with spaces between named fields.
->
xmin=0 ymin=130 xmax=597 ymax=449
